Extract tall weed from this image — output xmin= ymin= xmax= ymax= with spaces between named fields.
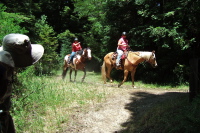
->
xmin=11 ymin=70 xmax=105 ymax=133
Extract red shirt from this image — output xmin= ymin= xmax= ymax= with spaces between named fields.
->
xmin=117 ymin=37 xmax=128 ymax=51
xmin=72 ymin=42 xmax=82 ymax=52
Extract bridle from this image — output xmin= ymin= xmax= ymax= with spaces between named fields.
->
xmin=145 ymin=52 xmax=155 ymax=64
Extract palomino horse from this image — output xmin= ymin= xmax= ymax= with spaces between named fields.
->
xmin=101 ymin=51 xmax=157 ymax=88
xmin=62 ymin=48 xmax=92 ymax=82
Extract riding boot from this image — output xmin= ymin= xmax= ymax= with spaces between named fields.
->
xmin=116 ymin=59 xmax=121 ymax=67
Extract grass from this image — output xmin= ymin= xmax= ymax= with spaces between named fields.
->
xmin=12 ymin=71 xmax=106 ymax=133
xmin=132 ymin=95 xmax=200 ymax=133
xmin=134 ymin=81 xmax=189 ymax=90
xmin=11 ymin=69 xmax=191 ymax=132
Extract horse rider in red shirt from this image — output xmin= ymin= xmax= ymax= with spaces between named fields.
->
xmin=68 ymin=38 xmax=82 ymax=64
xmin=116 ymin=32 xmax=129 ymax=67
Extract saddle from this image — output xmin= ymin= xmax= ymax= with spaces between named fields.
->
xmin=112 ymin=51 xmax=128 ymax=60
xmin=68 ymin=50 xmax=83 ymax=65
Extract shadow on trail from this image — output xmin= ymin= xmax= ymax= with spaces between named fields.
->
xmin=117 ymin=90 xmax=189 ymax=133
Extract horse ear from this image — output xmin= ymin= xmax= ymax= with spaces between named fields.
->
xmin=152 ymin=50 xmax=155 ymax=53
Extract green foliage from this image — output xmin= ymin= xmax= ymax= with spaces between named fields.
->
xmin=34 ymin=15 xmax=59 ymax=75
xmin=1 ymin=0 xmax=200 ymax=132
xmin=11 ymin=71 xmax=105 ymax=132
xmin=11 ymin=70 xmax=190 ymax=132
xmin=57 ymin=30 xmax=75 ymax=63
xmin=71 ymin=0 xmax=200 ymax=84
xmin=147 ymin=26 xmax=168 ymax=38
xmin=73 ymin=0 xmax=111 ymax=59
xmin=0 ymin=4 xmax=28 ymax=43
xmin=1 ymin=0 xmax=200 ymax=85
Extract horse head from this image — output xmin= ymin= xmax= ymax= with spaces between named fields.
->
xmin=82 ymin=48 xmax=92 ymax=60
xmin=147 ymin=50 xmax=158 ymax=68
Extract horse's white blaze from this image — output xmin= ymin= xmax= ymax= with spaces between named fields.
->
xmin=87 ymin=49 xmax=92 ymax=58
xmin=82 ymin=51 xmax=85 ymax=56
xmin=153 ymin=53 xmax=158 ymax=66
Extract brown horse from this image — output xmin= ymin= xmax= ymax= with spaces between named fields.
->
xmin=101 ymin=51 xmax=158 ymax=88
xmin=62 ymin=48 xmax=92 ymax=82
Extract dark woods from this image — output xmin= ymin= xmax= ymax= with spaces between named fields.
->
xmin=1 ymin=0 xmax=200 ymax=85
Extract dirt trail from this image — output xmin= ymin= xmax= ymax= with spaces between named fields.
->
xmin=63 ymin=84 xmax=188 ymax=133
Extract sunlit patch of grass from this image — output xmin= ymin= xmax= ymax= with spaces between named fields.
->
xmin=12 ymin=71 xmax=106 ymax=133
xmin=134 ymin=81 xmax=188 ymax=91
xmin=12 ymin=70 xmax=189 ymax=132
xmin=110 ymin=79 xmax=188 ymax=91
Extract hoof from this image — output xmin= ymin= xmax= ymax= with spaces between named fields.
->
xmin=132 ymin=86 xmax=137 ymax=88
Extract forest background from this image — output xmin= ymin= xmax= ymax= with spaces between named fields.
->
xmin=1 ymin=0 xmax=200 ymax=132
xmin=1 ymin=0 xmax=200 ymax=85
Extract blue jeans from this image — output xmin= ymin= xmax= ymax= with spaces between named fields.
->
xmin=68 ymin=52 xmax=76 ymax=63
xmin=116 ymin=49 xmax=123 ymax=66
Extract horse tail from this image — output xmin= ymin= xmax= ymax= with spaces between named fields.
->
xmin=62 ymin=60 xmax=68 ymax=79
xmin=101 ymin=61 xmax=106 ymax=83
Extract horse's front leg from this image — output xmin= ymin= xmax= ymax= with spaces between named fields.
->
xmin=81 ymin=67 xmax=86 ymax=82
xmin=131 ymin=68 xmax=137 ymax=88
xmin=74 ymin=70 xmax=77 ymax=82
xmin=69 ymin=69 xmax=73 ymax=82
xmin=118 ymin=69 xmax=129 ymax=87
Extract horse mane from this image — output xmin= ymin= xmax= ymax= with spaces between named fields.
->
xmin=130 ymin=51 xmax=152 ymax=54
xmin=129 ymin=51 xmax=140 ymax=56
xmin=129 ymin=51 xmax=153 ymax=60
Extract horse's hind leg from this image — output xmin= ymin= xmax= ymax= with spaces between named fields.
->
xmin=74 ymin=70 xmax=77 ymax=82
xmin=69 ymin=69 xmax=73 ymax=82
xmin=131 ymin=69 xmax=137 ymax=88
xmin=81 ymin=67 xmax=86 ymax=82
xmin=118 ymin=69 xmax=129 ymax=87
xmin=62 ymin=68 xmax=68 ymax=80
xmin=62 ymin=61 xmax=68 ymax=80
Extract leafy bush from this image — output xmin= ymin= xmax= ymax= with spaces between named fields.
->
xmin=0 ymin=4 xmax=28 ymax=43
xmin=57 ymin=30 xmax=75 ymax=65
xmin=35 ymin=15 xmax=60 ymax=75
